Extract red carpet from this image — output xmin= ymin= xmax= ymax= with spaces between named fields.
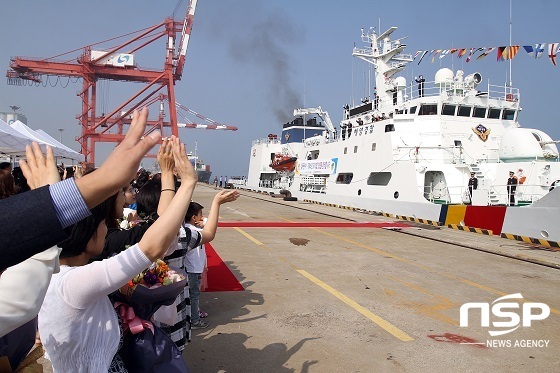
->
xmin=218 ymin=221 xmax=409 ymax=228
xmin=202 ymin=243 xmax=244 ymax=292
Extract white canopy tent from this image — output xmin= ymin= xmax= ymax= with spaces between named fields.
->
xmin=10 ymin=121 xmax=84 ymax=162
xmin=36 ymin=129 xmax=85 ymax=162
xmin=0 ymin=119 xmax=34 ymax=156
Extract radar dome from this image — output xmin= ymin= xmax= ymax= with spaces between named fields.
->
xmin=499 ymin=128 xmax=558 ymax=160
xmin=394 ymin=76 xmax=407 ymax=90
xmin=435 ymin=68 xmax=454 ymax=87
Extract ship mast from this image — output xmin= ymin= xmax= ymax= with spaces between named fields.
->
xmin=509 ymin=0 xmax=513 ymax=92
xmin=352 ymin=26 xmax=412 ymax=113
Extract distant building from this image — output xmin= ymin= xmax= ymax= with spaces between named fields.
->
xmin=0 ymin=112 xmax=27 ymax=125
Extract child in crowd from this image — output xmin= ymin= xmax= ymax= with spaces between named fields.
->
xmin=161 ymin=189 xmax=239 ymax=340
xmin=184 ymin=202 xmax=208 ymax=327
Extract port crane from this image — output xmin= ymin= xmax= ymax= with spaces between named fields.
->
xmin=6 ymin=0 xmax=235 ymax=165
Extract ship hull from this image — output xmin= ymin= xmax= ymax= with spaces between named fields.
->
xmin=197 ymin=170 xmax=212 ymax=184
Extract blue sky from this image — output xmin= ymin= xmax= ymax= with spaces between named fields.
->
xmin=1 ymin=0 xmax=559 ymax=179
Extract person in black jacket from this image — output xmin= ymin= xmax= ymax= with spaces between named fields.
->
xmin=95 ymin=138 xmax=178 ymax=260
xmin=0 ymin=107 xmax=160 ymax=271
xmin=415 ymin=75 xmax=426 ymax=97
xmin=507 ymin=171 xmax=518 ymax=206
xmin=468 ymin=172 xmax=478 ymax=204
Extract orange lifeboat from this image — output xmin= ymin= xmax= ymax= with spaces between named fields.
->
xmin=270 ymin=153 xmax=297 ymax=172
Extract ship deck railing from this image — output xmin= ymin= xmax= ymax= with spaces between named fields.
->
xmin=252 ymin=138 xmax=281 ymax=146
xmin=349 ymin=79 xmax=520 ymax=119
xmin=422 ymin=182 xmax=548 ymax=206
xmin=400 ymin=80 xmax=520 ymax=103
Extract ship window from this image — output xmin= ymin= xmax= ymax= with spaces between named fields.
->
xmin=410 ymin=106 xmax=417 ymax=114
xmin=372 ymin=143 xmax=376 ymax=151
xmin=354 ymin=146 xmax=358 ymax=153
xmin=385 ymin=124 xmax=395 ymax=132
xmin=457 ymin=105 xmax=472 ymax=117
xmin=336 ymin=173 xmax=354 ymax=184
xmin=419 ymin=104 xmax=437 ymax=115
xmin=441 ymin=104 xmax=456 ymax=116
xmin=532 ymin=132 xmax=542 ymax=142
xmin=344 ymin=147 xmax=347 ymax=154
xmin=473 ymin=107 xmax=487 ymax=118
xmin=488 ymin=108 xmax=501 ymax=119
xmin=502 ymin=109 xmax=515 ymax=120
xmin=367 ymin=172 xmax=392 ymax=186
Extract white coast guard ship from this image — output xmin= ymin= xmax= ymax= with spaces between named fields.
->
xmin=245 ymin=26 xmax=560 ymax=243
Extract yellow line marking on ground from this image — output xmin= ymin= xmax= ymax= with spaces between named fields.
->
xmin=310 ymin=228 xmax=560 ymax=316
xmin=273 ymin=215 xmax=294 ymax=222
xmin=297 ymin=269 xmax=414 ymax=342
xmin=232 ymin=228 xmax=413 ymax=341
xmin=234 ymin=227 xmax=265 ymax=247
xmin=388 ymin=276 xmax=460 ymax=326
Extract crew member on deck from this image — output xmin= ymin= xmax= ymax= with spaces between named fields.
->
xmin=415 ymin=75 xmax=425 ymax=97
xmin=507 ymin=171 xmax=518 ymax=206
xmin=468 ymin=172 xmax=478 ymax=204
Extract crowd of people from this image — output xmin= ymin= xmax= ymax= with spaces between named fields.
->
xmin=0 ymin=107 xmax=239 ymax=372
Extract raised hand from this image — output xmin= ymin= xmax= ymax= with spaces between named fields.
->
xmin=19 ymin=143 xmax=60 ymax=190
xmin=75 ymin=107 xmax=161 ymax=208
xmin=73 ymin=165 xmax=83 ymax=179
xmin=170 ymin=136 xmax=197 ymax=185
xmin=214 ymin=190 xmax=240 ymax=205
xmin=157 ymin=137 xmax=175 ymax=174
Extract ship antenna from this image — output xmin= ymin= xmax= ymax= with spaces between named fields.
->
xmin=509 ymin=0 xmax=513 ymax=92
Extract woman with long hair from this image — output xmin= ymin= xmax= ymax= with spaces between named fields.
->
xmin=38 ymin=137 xmax=197 ymax=372
xmin=0 ymin=170 xmax=16 ymax=199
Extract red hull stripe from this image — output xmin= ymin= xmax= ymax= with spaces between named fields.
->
xmin=218 ymin=221 xmax=410 ymax=228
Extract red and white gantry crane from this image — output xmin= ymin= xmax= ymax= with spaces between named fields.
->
xmin=6 ymin=0 xmax=236 ymax=165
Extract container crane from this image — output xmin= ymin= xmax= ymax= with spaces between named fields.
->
xmin=5 ymin=0 xmax=230 ymax=165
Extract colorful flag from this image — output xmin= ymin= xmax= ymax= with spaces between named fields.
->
xmin=449 ymin=48 xmax=458 ymax=54
xmin=506 ymin=46 xmax=520 ymax=60
xmin=413 ymin=50 xmax=422 ymax=60
xmin=417 ymin=50 xmax=428 ymax=65
xmin=523 ymin=45 xmax=535 ymax=57
xmin=431 ymin=50 xmax=442 ymax=63
xmin=476 ymin=47 xmax=495 ymax=60
xmin=457 ymin=49 xmax=467 ymax=58
xmin=502 ymin=46 xmax=511 ymax=60
xmin=466 ymin=47 xmax=483 ymax=62
xmin=535 ymin=43 xmax=546 ymax=58
xmin=439 ymin=49 xmax=450 ymax=59
xmin=548 ymin=43 xmax=558 ymax=66
xmin=523 ymin=44 xmax=544 ymax=58
xmin=497 ymin=46 xmax=506 ymax=61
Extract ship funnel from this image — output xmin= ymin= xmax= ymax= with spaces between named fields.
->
xmin=464 ymin=72 xmax=482 ymax=88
